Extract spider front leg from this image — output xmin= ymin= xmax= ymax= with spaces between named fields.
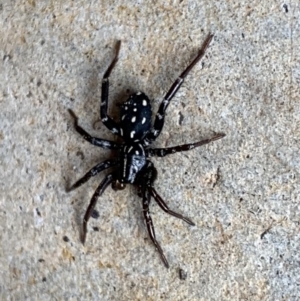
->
xmin=144 ymin=33 xmax=214 ymax=144
xmin=147 ymin=133 xmax=225 ymax=157
xmin=68 ymin=109 xmax=120 ymax=149
xmin=67 ymin=159 xmax=117 ymax=192
xmin=100 ymin=41 xmax=122 ymax=136
xmin=81 ymin=173 xmax=114 ymax=244
xmin=142 ymin=186 xmax=169 ymax=268
xmin=149 ymin=187 xmax=195 ymax=225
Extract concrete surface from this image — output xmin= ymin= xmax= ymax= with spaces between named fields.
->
xmin=0 ymin=1 xmax=299 ymax=300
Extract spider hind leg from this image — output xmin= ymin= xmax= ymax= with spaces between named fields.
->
xmin=100 ymin=41 xmax=122 ymax=136
xmin=145 ymin=33 xmax=214 ymax=144
xmin=68 ymin=109 xmax=120 ymax=149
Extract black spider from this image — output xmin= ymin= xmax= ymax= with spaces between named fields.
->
xmin=67 ymin=34 xmax=225 ymax=268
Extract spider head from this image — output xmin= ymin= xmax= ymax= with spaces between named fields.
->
xmin=112 ymin=179 xmax=126 ymax=191
xmin=118 ymin=143 xmax=148 ymax=185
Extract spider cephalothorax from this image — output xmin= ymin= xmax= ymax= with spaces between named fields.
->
xmin=68 ymin=34 xmax=225 ymax=268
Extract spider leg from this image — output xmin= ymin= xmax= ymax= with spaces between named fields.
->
xmin=81 ymin=173 xmax=114 ymax=244
xmin=68 ymin=109 xmax=120 ymax=149
xmin=100 ymin=41 xmax=122 ymax=136
xmin=149 ymin=187 xmax=195 ymax=225
xmin=144 ymin=34 xmax=214 ymax=144
xmin=147 ymin=133 xmax=225 ymax=157
xmin=67 ymin=159 xmax=117 ymax=192
xmin=142 ymin=186 xmax=169 ymax=268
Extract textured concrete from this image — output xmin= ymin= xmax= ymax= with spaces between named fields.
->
xmin=0 ymin=1 xmax=299 ymax=300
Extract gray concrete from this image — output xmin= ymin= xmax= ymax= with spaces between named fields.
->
xmin=0 ymin=1 xmax=299 ymax=300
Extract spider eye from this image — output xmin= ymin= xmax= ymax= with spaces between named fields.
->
xmin=112 ymin=180 xmax=126 ymax=191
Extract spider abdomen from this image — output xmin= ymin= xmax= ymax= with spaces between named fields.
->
xmin=120 ymin=92 xmax=152 ymax=142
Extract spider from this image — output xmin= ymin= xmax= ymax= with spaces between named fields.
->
xmin=67 ymin=33 xmax=225 ymax=268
